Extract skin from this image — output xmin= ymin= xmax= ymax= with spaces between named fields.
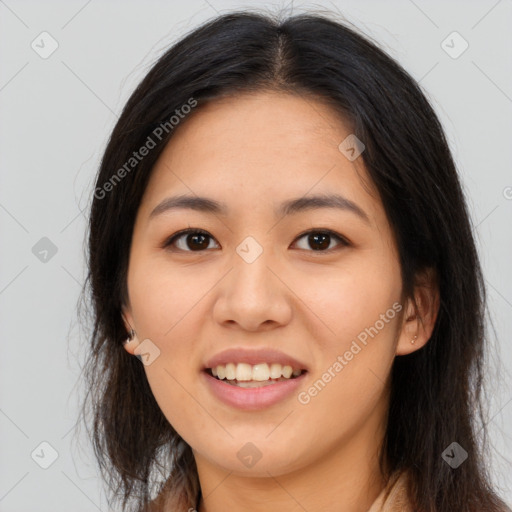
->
xmin=122 ymin=91 xmax=439 ymax=512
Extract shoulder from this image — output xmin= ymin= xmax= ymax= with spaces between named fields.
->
xmin=367 ymin=471 xmax=413 ymax=512
xmin=144 ymin=488 xmax=196 ymax=512
xmin=367 ymin=472 xmax=512 ymax=512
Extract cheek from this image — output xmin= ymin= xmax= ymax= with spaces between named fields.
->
xmin=127 ymin=255 xmax=206 ymax=339
xmin=290 ymin=277 xmax=401 ymax=457
xmin=291 ymin=256 xmax=402 ymax=350
xmin=288 ymin=255 xmax=402 ymax=410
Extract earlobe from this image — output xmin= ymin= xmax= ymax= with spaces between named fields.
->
xmin=122 ymin=328 xmax=139 ymax=355
xmin=396 ymin=268 xmax=440 ymax=356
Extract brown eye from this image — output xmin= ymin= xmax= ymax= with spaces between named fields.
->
xmin=164 ymin=229 xmax=219 ymax=252
xmin=293 ymin=230 xmax=349 ymax=252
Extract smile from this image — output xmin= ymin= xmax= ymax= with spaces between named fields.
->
xmin=208 ymin=362 xmax=304 ymax=386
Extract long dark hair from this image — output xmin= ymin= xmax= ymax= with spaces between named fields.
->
xmin=79 ymin=9 xmax=509 ymax=512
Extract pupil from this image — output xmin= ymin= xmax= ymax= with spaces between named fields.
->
xmin=188 ymin=233 xmax=209 ymax=251
xmin=310 ymin=233 xmax=329 ymax=250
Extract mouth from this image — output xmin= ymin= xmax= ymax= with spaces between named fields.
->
xmin=204 ymin=362 xmax=307 ymax=388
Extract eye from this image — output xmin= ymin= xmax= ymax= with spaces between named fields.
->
xmin=292 ymin=229 xmax=350 ymax=253
xmin=162 ymin=228 xmax=350 ymax=253
xmin=163 ymin=229 xmax=219 ymax=252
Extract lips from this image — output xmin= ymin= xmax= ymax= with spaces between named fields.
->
xmin=202 ymin=368 xmax=307 ymax=410
xmin=201 ymin=347 xmax=310 ymax=409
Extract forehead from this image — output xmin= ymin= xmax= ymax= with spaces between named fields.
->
xmin=140 ymin=91 xmax=381 ymax=222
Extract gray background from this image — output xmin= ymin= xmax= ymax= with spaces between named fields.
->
xmin=1 ymin=0 xmax=511 ymax=510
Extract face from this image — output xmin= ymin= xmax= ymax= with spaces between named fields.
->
xmin=122 ymin=91 xmax=424 ymax=480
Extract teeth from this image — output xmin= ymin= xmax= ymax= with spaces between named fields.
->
xmin=225 ymin=363 xmax=236 ymax=380
xmin=252 ymin=363 xmax=270 ymax=381
xmin=269 ymin=363 xmax=282 ymax=379
xmin=282 ymin=365 xmax=293 ymax=379
xmin=235 ymin=363 xmax=253 ymax=381
xmin=209 ymin=362 xmax=303 ymax=381
xmin=228 ymin=377 xmax=289 ymax=388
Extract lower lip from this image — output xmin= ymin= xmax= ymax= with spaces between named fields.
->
xmin=202 ymin=370 xmax=307 ymax=410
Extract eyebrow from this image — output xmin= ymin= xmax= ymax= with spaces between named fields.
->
xmin=149 ymin=193 xmax=370 ymax=224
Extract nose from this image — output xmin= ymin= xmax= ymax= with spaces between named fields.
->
xmin=213 ymin=248 xmax=293 ymax=332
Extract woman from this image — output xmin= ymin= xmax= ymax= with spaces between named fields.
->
xmin=80 ymin=9 xmax=511 ymax=512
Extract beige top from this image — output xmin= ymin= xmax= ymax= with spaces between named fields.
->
xmin=147 ymin=471 xmax=413 ymax=511
xmin=367 ymin=471 xmax=413 ymax=512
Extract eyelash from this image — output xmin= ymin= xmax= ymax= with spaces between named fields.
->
xmin=162 ymin=228 xmax=350 ymax=254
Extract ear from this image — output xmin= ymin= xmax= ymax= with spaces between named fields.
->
xmin=121 ymin=305 xmax=139 ymax=356
xmin=396 ymin=267 xmax=439 ymax=355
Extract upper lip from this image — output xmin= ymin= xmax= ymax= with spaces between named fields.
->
xmin=204 ymin=347 xmax=309 ymax=371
